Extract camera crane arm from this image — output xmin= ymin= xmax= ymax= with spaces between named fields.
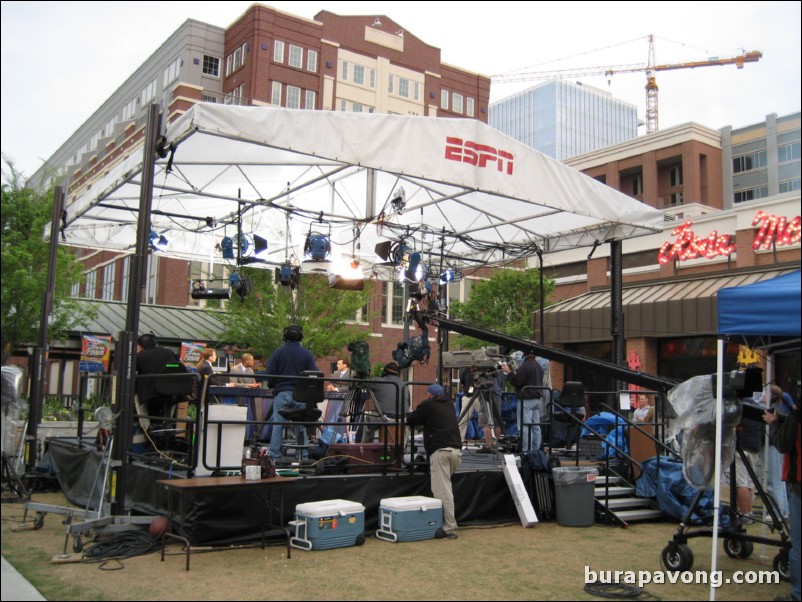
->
xmin=422 ymin=312 xmax=678 ymax=394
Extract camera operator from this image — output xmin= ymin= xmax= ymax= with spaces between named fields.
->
xmin=502 ymin=350 xmax=544 ymax=453
xmin=362 ymin=361 xmax=409 ymax=444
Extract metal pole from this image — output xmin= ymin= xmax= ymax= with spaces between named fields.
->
xmin=610 ymin=240 xmax=625 ymax=391
xmin=26 ymin=186 xmax=64 ymax=471
xmin=111 ymin=103 xmax=162 ymax=515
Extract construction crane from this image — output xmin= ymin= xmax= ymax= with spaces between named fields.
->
xmin=492 ymin=35 xmax=762 ymax=133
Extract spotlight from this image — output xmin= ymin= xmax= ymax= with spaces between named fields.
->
xmin=400 ymin=251 xmax=426 ymax=282
xmin=229 ymin=272 xmax=251 ymax=300
xmin=220 ymin=236 xmax=235 ymax=259
xmin=276 ymin=263 xmax=300 ymax=288
xmin=391 ymin=187 xmax=406 ymax=214
xmin=190 ymin=279 xmax=231 ymax=300
xmin=149 ymin=230 xmax=169 ymax=252
xmin=304 ymin=232 xmax=331 ymax=262
xmin=328 ymin=259 xmax=365 ymax=290
xmin=240 ymin=234 xmax=269 ymax=264
xmin=374 ymin=240 xmax=405 ymax=265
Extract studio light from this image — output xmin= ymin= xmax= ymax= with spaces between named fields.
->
xmin=304 ymin=232 xmax=331 ymax=262
xmin=374 ymin=240 xmax=405 ymax=265
xmin=391 ymin=187 xmax=407 ymax=214
xmin=221 ymin=233 xmax=269 ymax=263
xmin=328 ymin=259 xmax=365 ymax=291
xmin=190 ymin=279 xmax=231 ymax=300
xmin=438 ymin=268 xmax=463 ymax=285
xmin=149 ymin=230 xmax=169 ymax=252
xmin=220 ymin=236 xmax=235 ymax=259
xmin=400 ymin=251 xmax=426 ymax=283
xmin=229 ymin=271 xmax=251 ymax=300
xmin=276 ymin=263 xmax=299 ymax=288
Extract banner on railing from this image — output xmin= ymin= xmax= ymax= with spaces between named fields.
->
xmin=181 ymin=341 xmax=207 ymax=365
xmin=80 ymin=334 xmax=112 ymax=373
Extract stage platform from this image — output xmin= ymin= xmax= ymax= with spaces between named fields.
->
xmin=45 ymin=438 xmax=520 ymax=546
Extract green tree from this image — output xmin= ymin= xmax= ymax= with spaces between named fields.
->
xmin=1 ymin=156 xmax=94 ymax=364
xmin=219 ymin=267 xmax=371 ymax=360
xmin=449 ymin=268 xmax=554 ymax=349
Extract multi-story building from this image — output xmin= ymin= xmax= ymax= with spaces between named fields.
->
xmin=542 ymin=115 xmax=800 ymax=403
xmin=489 ymin=79 xmax=638 ymax=160
xmin=23 ymin=6 xmax=491 ymax=402
xmin=720 ymin=112 xmax=801 ymax=207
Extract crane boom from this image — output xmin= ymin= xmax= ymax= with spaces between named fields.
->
xmin=491 ymin=36 xmax=762 ymax=133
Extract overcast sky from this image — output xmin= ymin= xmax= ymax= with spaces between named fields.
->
xmin=2 ymin=1 xmax=800 ymax=180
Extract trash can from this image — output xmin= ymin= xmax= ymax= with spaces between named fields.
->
xmin=552 ymin=466 xmax=598 ymax=527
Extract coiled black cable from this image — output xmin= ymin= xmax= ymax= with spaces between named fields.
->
xmin=82 ymin=530 xmax=160 ymax=570
xmin=584 ymin=581 xmax=661 ymax=600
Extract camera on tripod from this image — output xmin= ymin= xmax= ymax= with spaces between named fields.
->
xmin=347 ymin=341 xmax=371 ymax=378
xmin=442 ymin=346 xmax=509 ymax=376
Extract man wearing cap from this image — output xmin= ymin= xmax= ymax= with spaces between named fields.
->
xmin=406 ymin=383 xmax=463 ymax=539
xmin=362 ymin=361 xmax=409 ymax=444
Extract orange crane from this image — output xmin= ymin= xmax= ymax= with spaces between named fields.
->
xmin=492 ymin=35 xmax=762 ymax=133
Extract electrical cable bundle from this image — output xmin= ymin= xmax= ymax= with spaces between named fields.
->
xmin=82 ymin=529 xmax=161 ymax=569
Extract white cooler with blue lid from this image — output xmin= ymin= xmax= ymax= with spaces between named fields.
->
xmin=289 ymin=499 xmax=365 ymax=550
xmin=375 ymin=495 xmax=444 ymax=542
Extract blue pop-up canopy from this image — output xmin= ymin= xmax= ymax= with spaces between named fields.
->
xmin=718 ymin=269 xmax=801 ymax=351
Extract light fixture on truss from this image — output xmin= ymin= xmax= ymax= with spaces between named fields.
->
xmin=190 ymin=279 xmax=231 ymax=300
xmin=329 ymin=258 xmax=365 ymax=291
xmin=149 ymin=230 xmax=169 ymax=252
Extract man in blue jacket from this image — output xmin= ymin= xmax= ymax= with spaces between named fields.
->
xmin=267 ymin=325 xmax=319 ymax=461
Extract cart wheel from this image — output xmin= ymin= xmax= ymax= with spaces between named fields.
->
xmin=723 ymin=537 xmax=753 ymax=559
xmin=773 ymin=551 xmax=790 ymax=581
xmin=661 ymin=543 xmax=694 ymax=572
xmin=72 ymin=536 xmax=83 ymax=554
xmin=355 ymin=533 xmax=365 ymax=546
xmin=33 ymin=512 xmax=45 ymax=530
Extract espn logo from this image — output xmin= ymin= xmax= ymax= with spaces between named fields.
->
xmin=445 ymin=137 xmax=514 ymax=175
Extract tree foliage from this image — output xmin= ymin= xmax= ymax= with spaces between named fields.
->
xmin=1 ymin=156 xmax=95 ymax=364
xmin=448 ymin=268 xmax=554 ymax=349
xmin=219 ymin=267 xmax=371 ymax=361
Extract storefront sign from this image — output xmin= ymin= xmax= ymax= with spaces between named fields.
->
xmin=657 ymin=210 xmax=801 ymax=263
xmin=180 ymin=341 xmax=206 ymax=365
xmin=751 ymin=210 xmax=802 ymax=250
xmin=657 ymin=220 xmax=735 ymax=264
xmin=80 ymin=334 xmax=112 ymax=373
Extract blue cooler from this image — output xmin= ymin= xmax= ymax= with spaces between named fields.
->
xmin=289 ymin=499 xmax=366 ymax=551
xmin=375 ymin=496 xmax=444 ymax=542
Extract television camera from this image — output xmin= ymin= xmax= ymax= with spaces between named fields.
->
xmin=442 ymin=346 xmax=510 ymax=386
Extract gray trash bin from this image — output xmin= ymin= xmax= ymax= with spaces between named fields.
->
xmin=552 ymin=466 xmax=598 ymax=526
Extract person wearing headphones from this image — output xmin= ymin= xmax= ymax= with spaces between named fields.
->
xmin=266 ymin=325 xmax=319 ymax=462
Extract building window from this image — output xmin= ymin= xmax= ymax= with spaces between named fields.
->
xmin=71 ymin=281 xmax=80 ymax=298
xmin=381 ymin=282 xmax=405 ymax=326
xmin=271 ymin=81 xmax=282 ymax=106
xmin=466 ymin=97 xmax=475 ymax=117
xmin=733 ymin=186 xmax=769 ymax=204
xmin=122 ymin=97 xmax=137 ymax=121
xmin=452 ymin=93 xmax=463 ymax=114
xmin=353 ymin=64 xmax=365 ymax=85
xmin=369 ymin=69 xmax=376 ymax=89
xmin=203 ymin=55 xmax=220 ymax=77
xmin=733 ymin=149 xmax=767 ymax=173
xmin=341 ymin=60 xmax=349 ymax=81
xmin=141 ymin=79 xmax=157 ymax=106
xmin=669 ymin=165 xmax=683 ymax=187
xmin=286 ymin=85 xmax=301 ymax=109
xmin=305 ymin=90 xmax=316 ymax=110
xmin=102 ymin=264 xmax=115 ymax=301
xmin=307 ymin=49 xmax=318 ymax=72
xmin=85 ymin=269 xmax=97 ymax=299
xmin=288 ymin=45 xmax=303 ymax=69
xmin=163 ymin=57 xmax=181 ymax=87
xmin=120 ymin=256 xmax=130 ymax=301
xmin=387 ymin=74 xmax=393 ymax=94
xmin=226 ymin=84 xmax=245 ymax=104
xmin=779 ymin=178 xmax=801 ymax=193
xmin=631 ymin=174 xmax=643 ymax=196
xmin=778 ymin=141 xmax=801 ymax=163
xmin=413 ymin=82 xmax=421 ymax=101
xmin=669 ymin=192 xmax=683 ymax=206
xmin=274 ymin=40 xmax=285 ymax=63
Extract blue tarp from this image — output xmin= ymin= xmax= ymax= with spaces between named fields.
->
xmin=717 ymin=270 xmax=801 ymax=350
xmin=636 ymin=457 xmax=721 ymax=525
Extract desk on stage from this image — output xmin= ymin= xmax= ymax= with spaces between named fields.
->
xmin=158 ymin=475 xmax=298 ymax=570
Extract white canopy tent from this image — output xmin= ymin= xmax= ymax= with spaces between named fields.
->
xmin=59 ymin=104 xmax=663 ymax=274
